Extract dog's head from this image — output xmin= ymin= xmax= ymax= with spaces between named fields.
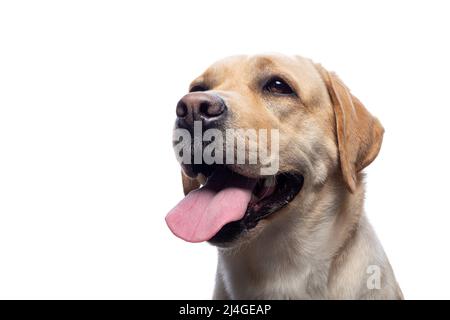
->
xmin=166 ymin=54 xmax=384 ymax=248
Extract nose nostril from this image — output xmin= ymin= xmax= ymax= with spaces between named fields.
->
xmin=199 ymin=101 xmax=210 ymax=117
xmin=176 ymin=101 xmax=188 ymax=118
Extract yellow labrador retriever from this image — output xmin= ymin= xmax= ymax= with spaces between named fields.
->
xmin=166 ymin=54 xmax=403 ymax=299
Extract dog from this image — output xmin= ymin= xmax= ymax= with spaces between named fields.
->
xmin=166 ymin=54 xmax=403 ymax=299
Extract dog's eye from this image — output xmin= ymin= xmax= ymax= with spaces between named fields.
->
xmin=190 ymin=84 xmax=209 ymax=92
xmin=264 ymin=77 xmax=295 ymax=95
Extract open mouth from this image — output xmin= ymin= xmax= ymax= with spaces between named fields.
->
xmin=165 ymin=163 xmax=304 ymax=244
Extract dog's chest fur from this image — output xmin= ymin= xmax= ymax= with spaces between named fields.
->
xmin=215 ymin=213 xmax=402 ymax=299
xmin=219 ymin=256 xmax=329 ymax=299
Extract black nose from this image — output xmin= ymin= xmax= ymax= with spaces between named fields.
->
xmin=176 ymin=92 xmax=227 ymax=128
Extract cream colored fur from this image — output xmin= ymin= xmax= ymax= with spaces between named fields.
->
xmin=182 ymin=54 xmax=402 ymax=300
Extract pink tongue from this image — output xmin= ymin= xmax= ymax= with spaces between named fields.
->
xmin=165 ymin=169 xmax=257 ymax=243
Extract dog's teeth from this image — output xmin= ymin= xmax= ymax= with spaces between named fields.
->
xmin=198 ymin=173 xmax=207 ymax=185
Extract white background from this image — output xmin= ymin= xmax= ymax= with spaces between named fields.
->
xmin=0 ymin=0 xmax=449 ymax=299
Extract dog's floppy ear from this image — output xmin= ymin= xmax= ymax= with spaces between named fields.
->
xmin=316 ymin=65 xmax=384 ymax=192
xmin=181 ymin=171 xmax=201 ymax=195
